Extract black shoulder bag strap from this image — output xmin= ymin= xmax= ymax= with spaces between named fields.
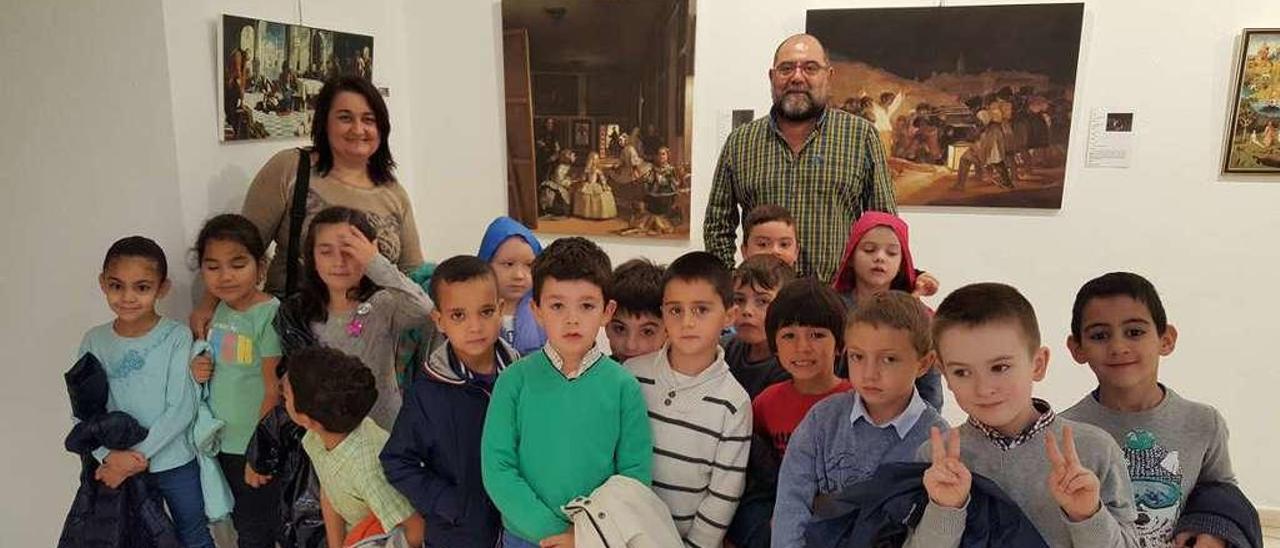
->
xmin=284 ymin=147 xmax=311 ymax=297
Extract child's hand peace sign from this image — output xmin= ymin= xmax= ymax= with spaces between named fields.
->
xmin=1045 ymin=425 xmax=1102 ymax=522
xmin=923 ymin=426 xmax=971 ymax=509
xmin=337 ymin=224 xmax=378 ymax=270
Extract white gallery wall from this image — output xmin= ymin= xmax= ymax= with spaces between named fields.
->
xmin=0 ymin=0 xmax=191 ymax=542
xmin=2 ymin=0 xmax=1278 ymax=543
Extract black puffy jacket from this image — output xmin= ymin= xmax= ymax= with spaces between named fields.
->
xmin=58 ymin=353 xmax=181 ymax=548
xmin=273 ymin=294 xmax=319 ymax=358
xmin=246 ymin=405 xmax=325 ymax=548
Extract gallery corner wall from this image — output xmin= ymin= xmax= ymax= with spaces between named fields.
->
xmin=1 ymin=0 xmax=187 ymax=543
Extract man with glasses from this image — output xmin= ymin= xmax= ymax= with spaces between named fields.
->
xmin=704 ymin=34 xmax=897 ymax=284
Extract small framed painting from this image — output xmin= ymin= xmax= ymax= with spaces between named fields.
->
xmin=1223 ymin=29 xmax=1280 ymax=173
xmin=572 ymin=119 xmax=592 ymax=148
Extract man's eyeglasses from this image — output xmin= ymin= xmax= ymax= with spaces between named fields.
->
xmin=773 ymin=62 xmax=828 ymax=77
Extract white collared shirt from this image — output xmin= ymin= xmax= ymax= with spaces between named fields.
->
xmin=849 ymin=387 xmax=927 ymax=439
xmin=543 ymin=341 xmax=605 ymax=379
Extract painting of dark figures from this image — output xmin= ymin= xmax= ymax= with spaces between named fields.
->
xmin=502 ymin=0 xmax=695 ymax=239
xmin=808 ymin=3 xmax=1084 ymax=208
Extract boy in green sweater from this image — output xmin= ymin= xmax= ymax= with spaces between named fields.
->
xmin=480 ymin=237 xmax=653 ymax=548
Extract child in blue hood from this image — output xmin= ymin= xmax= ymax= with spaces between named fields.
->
xmin=478 ymin=217 xmax=546 ymax=354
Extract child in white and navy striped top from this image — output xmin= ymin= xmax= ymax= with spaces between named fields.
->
xmin=625 ymin=252 xmax=752 ymax=548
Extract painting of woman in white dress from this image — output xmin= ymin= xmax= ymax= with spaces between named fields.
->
xmin=573 ymin=152 xmax=618 ymax=219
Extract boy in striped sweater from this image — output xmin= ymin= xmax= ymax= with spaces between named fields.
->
xmin=625 ymin=251 xmax=752 ymax=548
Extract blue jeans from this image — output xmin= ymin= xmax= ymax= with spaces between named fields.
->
xmin=148 ymin=459 xmax=215 ymax=548
xmin=502 ymin=530 xmax=542 ymax=548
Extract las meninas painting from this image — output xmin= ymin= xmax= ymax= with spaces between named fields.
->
xmin=807 ymin=3 xmax=1084 ymax=208
xmin=502 ymin=0 xmax=696 ymax=240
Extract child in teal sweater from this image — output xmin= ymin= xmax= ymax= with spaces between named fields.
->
xmin=481 ymin=237 xmax=653 ymax=547
xmin=78 ymin=236 xmax=214 ymax=548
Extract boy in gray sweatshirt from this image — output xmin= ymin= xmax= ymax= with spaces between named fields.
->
xmin=1061 ymin=272 xmax=1236 ymax=547
xmin=907 ymin=283 xmax=1139 ymax=548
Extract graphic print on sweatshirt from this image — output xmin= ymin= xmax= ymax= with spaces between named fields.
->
xmin=108 ymin=322 xmax=179 ymax=380
xmin=1123 ymin=428 xmax=1182 ymax=547
xmin=210 ymin=324 xmax=254 ymax=365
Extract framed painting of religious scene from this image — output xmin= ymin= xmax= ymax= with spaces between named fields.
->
xmin=219 ymin=14 xmax=373 ymax=142
xmin=1223 ymin=28 xmax=1280 ymax=173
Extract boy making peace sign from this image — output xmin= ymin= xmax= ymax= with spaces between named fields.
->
xmin=907 ymin=283 xmax=1139 ymax=547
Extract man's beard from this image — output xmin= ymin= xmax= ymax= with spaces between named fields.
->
xmin=775 ymin=90 xmax=825 ymax=121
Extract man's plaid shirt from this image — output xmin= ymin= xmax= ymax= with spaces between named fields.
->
xmin=704 ymin=107 xmax=897 ymax=282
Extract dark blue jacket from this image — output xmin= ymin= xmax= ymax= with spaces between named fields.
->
xmin=1175 ymin=481 xmax=1262 ymax=548
xmin=804 ymin=462 xmax=1048 ymax=548
xmin=380 ymin=341 xmax=517 ymax=548
xmin=60 ymin=353 xmax=181 ymax=548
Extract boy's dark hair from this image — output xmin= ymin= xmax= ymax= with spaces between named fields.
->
xmin=311 ymin=76 xmax=396 ymax=184
xmin=766 ymin=277 xmax=847 ymax=353
xmin=299 ymin=206 xmax=381 ymax=324
xmin=733 ymin=254 xmax=796 ymax=293
xmin=286 ymin=347 xmax=377 ymax=434
xmin=612 ymin=258 xmax=665 ymax=318
xmin=429 ymin=255 xmax=497 ymax=304
xmin=1070 ymin=272 xmax=1167 ymax=338
xmin=194 ymin=214 xmax=267 ymax=263
xmin=742 ymin=204 xmax=795 ymax=243
xmin=103 ymin=236 xmax=169 ymax=280
xmin=531 ymin=237 xmax=612 ymax=303
xmin=933 ymin=283 xmax=1040 ymax=353
xmin=848 ymin=290 xmax=932 ymax=357
xmin=664 ymin=251 xmax=734 ymax=308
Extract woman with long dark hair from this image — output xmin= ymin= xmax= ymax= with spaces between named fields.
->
xmin=191 ymin=76 xmax=424 ymax=334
